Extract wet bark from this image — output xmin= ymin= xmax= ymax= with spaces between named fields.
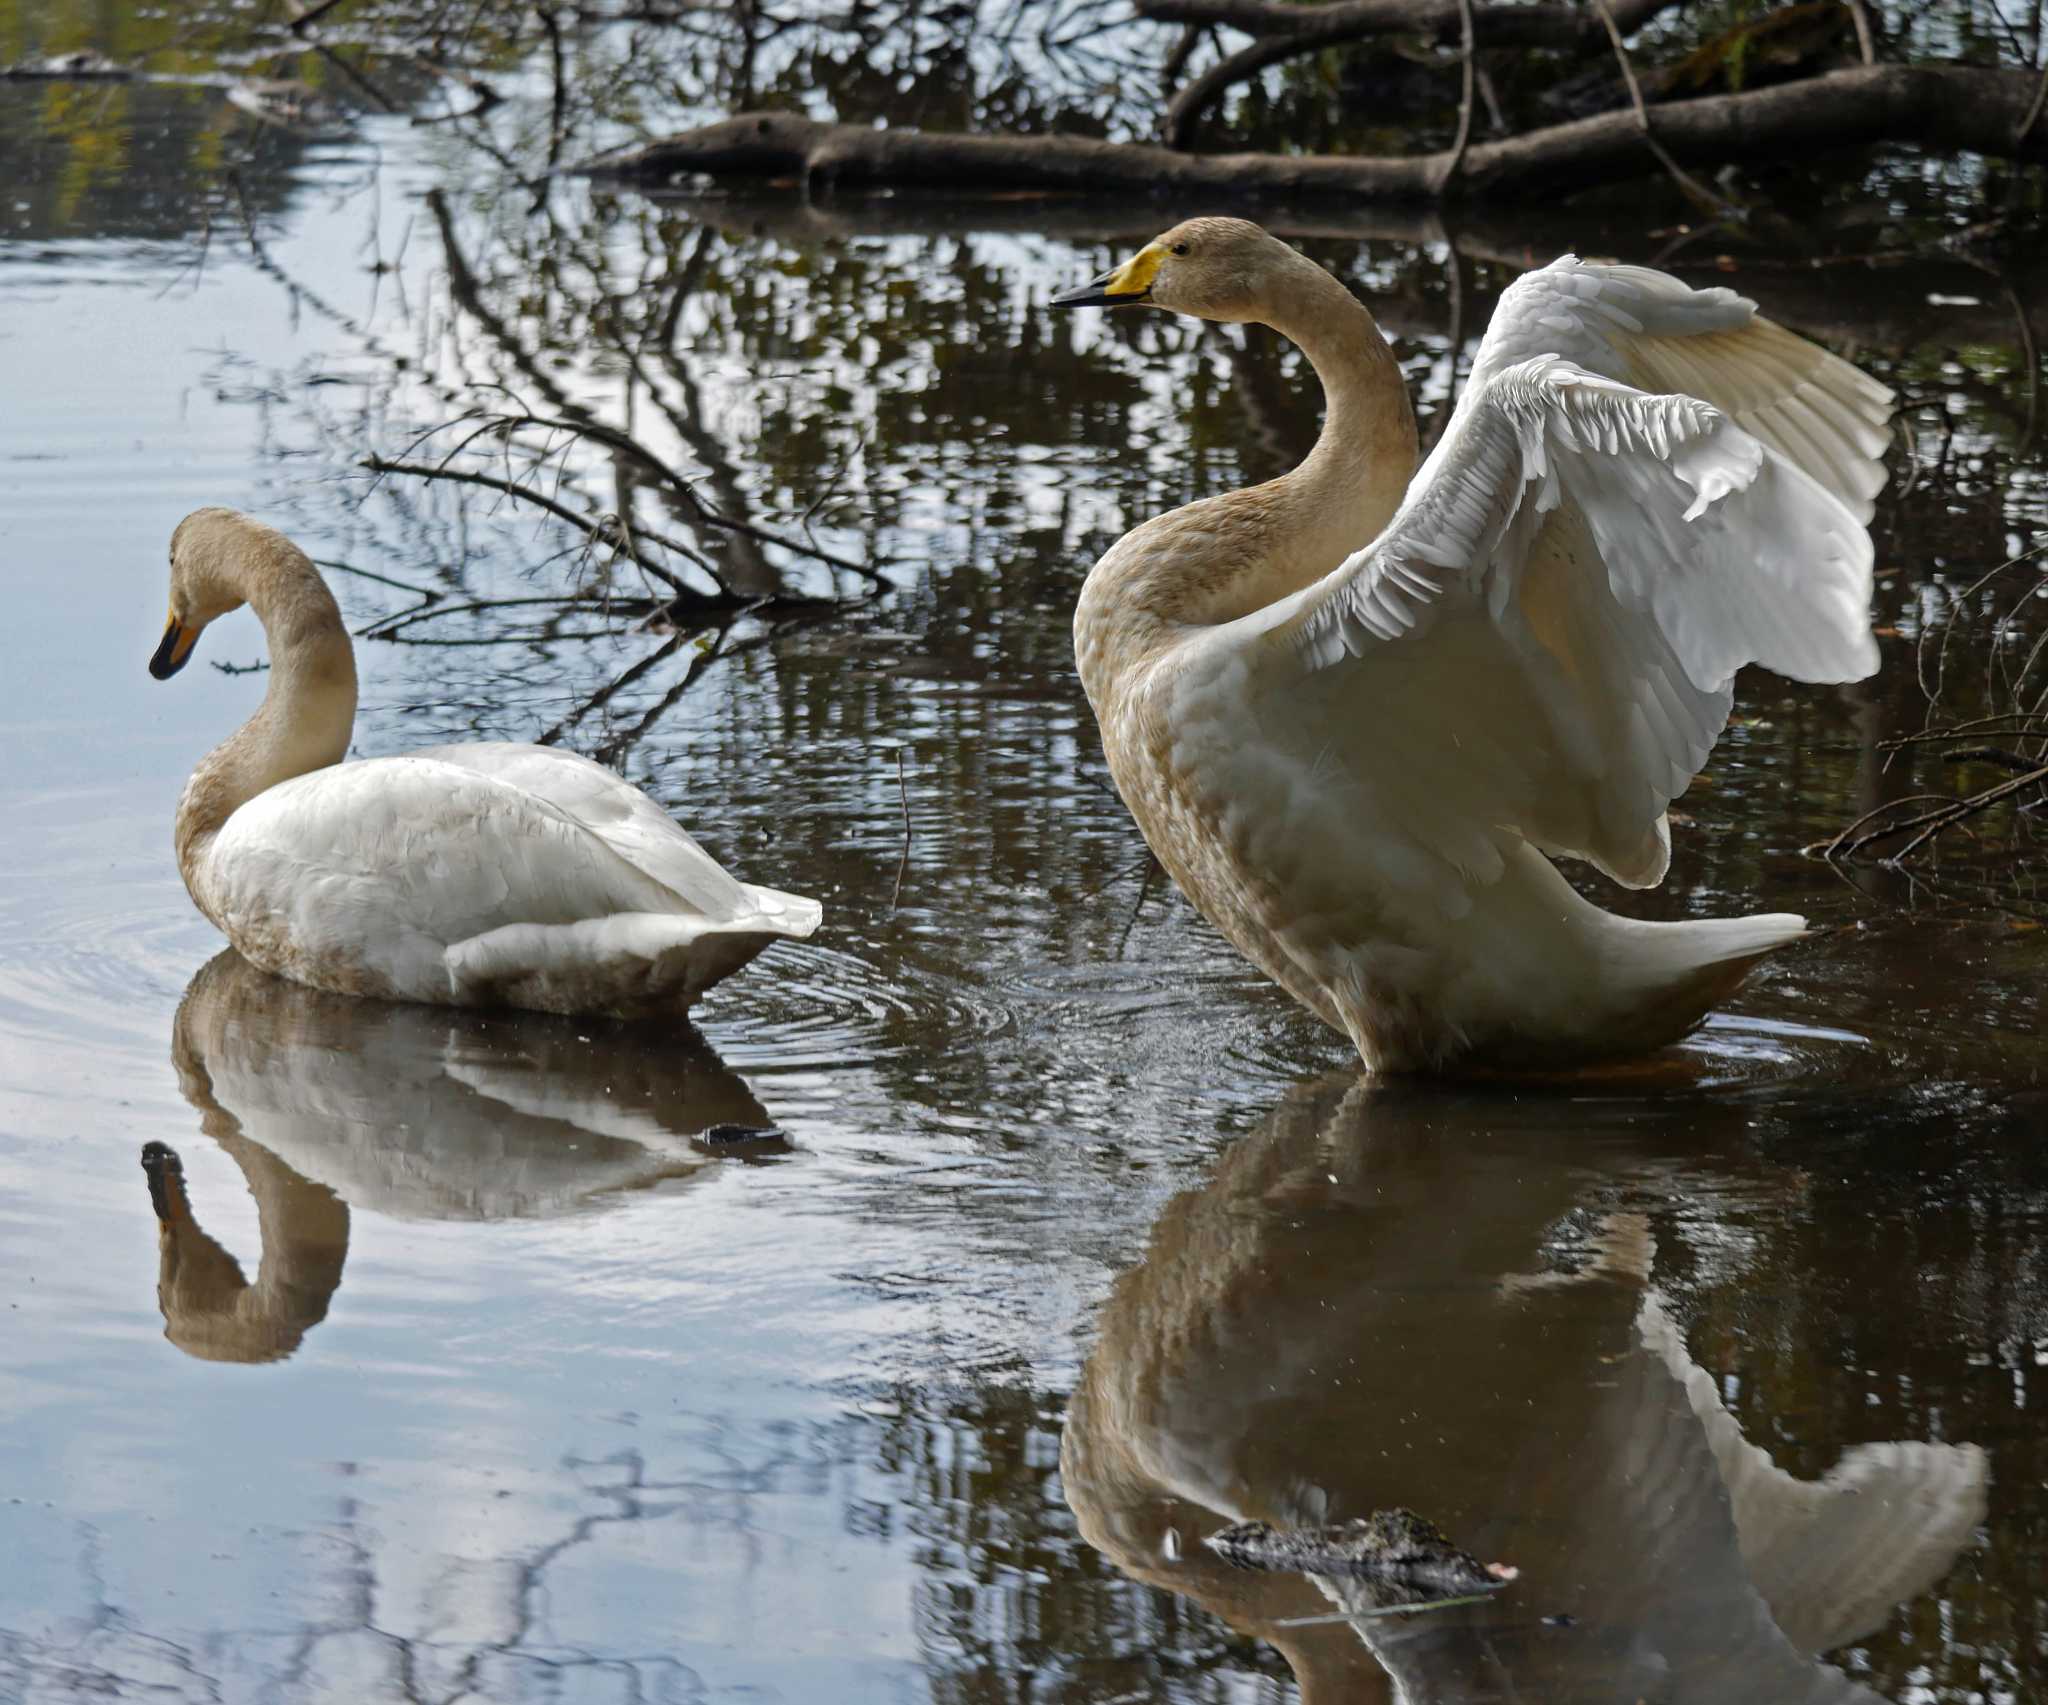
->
xmin=576 ymin=65 xmax=2048 ymax=205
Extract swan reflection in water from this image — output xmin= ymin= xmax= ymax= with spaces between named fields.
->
xmin=1062 ymin=1078 xmax=1987 ymax=1704
xmin=142 ymin=949 xmax=780 ymax=1363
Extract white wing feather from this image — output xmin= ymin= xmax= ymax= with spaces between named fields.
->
xmin=1465 ymin=256 xmax=1895 ymax=522
xmin=1180 ymin=352 xmax=1877 ymax=905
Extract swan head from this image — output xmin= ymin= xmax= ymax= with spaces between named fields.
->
xmin=1050 ymin=217 xmax=1300 ymax=324
xmin=151 ymin=506 xmax=304 ymax=679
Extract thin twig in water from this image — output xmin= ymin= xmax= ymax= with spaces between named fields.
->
xmin=803 ymin=426 xmax=868 ymax=536
xmin=891 ymin=747 xmax=912 ymax=910
xmin=1590 ymin=0 xmax=1743 ymax=218
xmin=287 ymin=0 xmax=357 ymax=33
xmin=1116 ymin=857 xmax=1163 ymax=959
xmin=1432 ymin=0 xmax=1478 ymax=196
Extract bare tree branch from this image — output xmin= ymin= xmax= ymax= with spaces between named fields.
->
xmin=1148 ymin=0 xmax=1681 ymax=144
xmin=1431 ymin=0 xmax=1478 ymax=196
xmin=1590 ymin=0 xmax=1740 ymax=216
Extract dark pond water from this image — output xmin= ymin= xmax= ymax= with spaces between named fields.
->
xmin=3 ymin=2 xmax=2046 ymax=1700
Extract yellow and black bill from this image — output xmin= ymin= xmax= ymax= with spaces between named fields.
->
xmin=1050 ymin=242 xmax=1165 ymax=309
xmin=149 ymin=613 xmax=200 ymax=680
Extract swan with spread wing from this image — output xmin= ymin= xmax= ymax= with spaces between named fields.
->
xmin=1054 ymin=219 xmax=1889 ymax=1073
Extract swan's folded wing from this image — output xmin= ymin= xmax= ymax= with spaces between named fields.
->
xmin=210 ymin=757 xmax=693 ymax=959
xmin=412 ymin=742 xmax=817 ymax=933
xmin=1178 ymin=355 xmax=1876 ymax=901
xmin=1466 ymin=256 xmax=1894 ymax=521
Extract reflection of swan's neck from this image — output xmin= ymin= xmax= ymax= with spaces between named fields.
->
xmin=154 ymin=1006 xmax=354 ymax=1364
xmin=175 ymin=540 xmax=358 ymax=906
xmin=144 ymin=1134 xmax=350 ymax=1365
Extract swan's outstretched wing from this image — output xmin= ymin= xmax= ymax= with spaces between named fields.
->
xmin=1169 ymin=354 xmax=1877 ymax=915
xmin=414 ymin=741 xmax=817 ymax=929
xmin=1465 ymin=257 xmax=1894 ymax=522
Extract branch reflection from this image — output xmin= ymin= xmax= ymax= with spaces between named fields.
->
xmin=142 ymin=949 xmax=778 ymax=1364
xmin=1063 ymin=1077 xmax=1989 ymax=1703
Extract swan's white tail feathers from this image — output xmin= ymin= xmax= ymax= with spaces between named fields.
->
xmin=1605 ymin=910 xmax=1809 ymax=1045
xmin=446 ymin=906 xmax=812 ymax=1018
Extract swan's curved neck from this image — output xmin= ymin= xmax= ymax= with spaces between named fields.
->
xmin=1079 ymin=259 xmax=1418 ymax=656
xmin=1253 ymin=260 xmax=1418 ymax=592
xmin=176 ymin=546 xmax=358 ymax=894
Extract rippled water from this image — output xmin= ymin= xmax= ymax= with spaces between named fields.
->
xmin=4 ymin=3 xmax=2047 ymax=1700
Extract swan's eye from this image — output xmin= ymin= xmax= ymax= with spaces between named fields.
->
xmin=1171 ymin=242 xmax=1191 ymax=257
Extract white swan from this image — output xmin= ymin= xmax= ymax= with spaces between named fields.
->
xmin=150 ymin=507 xmax=820 ymax=1016
xmin=1054 ymin=220 xmax=1890 ymax=1073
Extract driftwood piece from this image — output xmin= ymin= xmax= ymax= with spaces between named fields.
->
xmin=1207 ymin=1512 xmax=1518 ymax=1592
xmin=576 ymin=66 xmax=2048 ymax=206
xmin=1146 ymin=0 xmax=1682 ymax=146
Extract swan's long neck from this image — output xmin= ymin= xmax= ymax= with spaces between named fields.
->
xmin=176 ymin=545 xmax=358 ymax=900
xmin=1259 ymin=259 xmax=1420 ymax=592
xmin=1075 ymin=258 xmax=1417 ymax=685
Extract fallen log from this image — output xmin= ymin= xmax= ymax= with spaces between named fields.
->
xmin=574 ymin=64 xmax=2048 ymax=204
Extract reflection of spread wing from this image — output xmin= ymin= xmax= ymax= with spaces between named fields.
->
xmin=1359 ymin=1299 xmax=1899 ymax=1705
xmin=1640 ymin=1294 xmax=1990 ymax=1656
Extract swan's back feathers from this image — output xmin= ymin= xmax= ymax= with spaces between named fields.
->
xmin=413 ymin=743 xmax=752 ymax=920
xmin=204 ymin=755 xmax=817 ymax=1012
xmin=414 ymin=742 xmax=821 ymax=938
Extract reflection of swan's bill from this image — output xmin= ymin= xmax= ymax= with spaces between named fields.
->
xmin=174 ymin=949 xmax=775 ymax=1222
xmin=1062 ymin=1076 xmax=1987 ymax=1704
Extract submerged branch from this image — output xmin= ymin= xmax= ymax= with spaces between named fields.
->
xmin=360 ymin=453 xmax=757 ymax=609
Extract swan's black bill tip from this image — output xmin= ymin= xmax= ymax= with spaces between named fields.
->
xmin=149 ymin=618 xmax=194 ymax=679
xmin=1050 ymin=271 xmax=1149 ymax=311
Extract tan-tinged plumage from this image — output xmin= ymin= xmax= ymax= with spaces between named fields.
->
xmin=1055 ymin=219 xmax=1891 ymax=1073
